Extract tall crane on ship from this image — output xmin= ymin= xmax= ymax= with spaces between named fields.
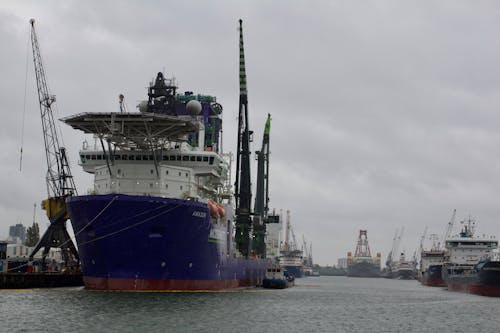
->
xmin=234 ymin=19 xmax=253 ymax=258
xmin=252 ymin=114 xmax=272 ymax=257
xmin=28 ymin=19 xmax=79 ymax=267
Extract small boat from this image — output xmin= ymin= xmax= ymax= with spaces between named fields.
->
xmin=262 ymin=266 xmax=294 ymax=289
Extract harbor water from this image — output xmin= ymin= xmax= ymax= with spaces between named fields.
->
xmin=2 ymin=276 xmax=500 ymax=332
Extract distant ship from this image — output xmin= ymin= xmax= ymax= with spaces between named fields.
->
xmin=384 ymin=228 xmax=416 ymax=279
xmin=419 ymin=243 xmax=445 ymax=286
xmin=278 ymin=211 xmax=304 ymax=278
xmin=346 ymin=230 xmax=381 ymax=278
xmin=442 ymin=218 xmax=500 ymax=296
xmin=391 ymin=252 xmax=416 ymax=280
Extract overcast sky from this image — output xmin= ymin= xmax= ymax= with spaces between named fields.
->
xmin=2 ymin=1 xmax=500 ymax=265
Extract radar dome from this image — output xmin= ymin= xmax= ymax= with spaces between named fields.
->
xmin=186 ymin=100 xmax=202 ymax=115
xmin=137 ymin=100 xmax=148 ymax=113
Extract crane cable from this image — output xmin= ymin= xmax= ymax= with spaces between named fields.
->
xmin=19 ymin=24 xmax=31 ymax=172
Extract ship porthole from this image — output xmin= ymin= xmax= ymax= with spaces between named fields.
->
xmin=161 ymin=261 xmax=166 ymax=267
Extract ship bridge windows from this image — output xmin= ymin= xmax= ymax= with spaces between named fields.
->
xmin=177 ymin=155 xmax=181 ymax=161
xmin=197 ymin=156 xmax=202 ymax=162
xmin=114 ymin=155 xmax=121 ymax=160
xmin=203 ymin=156 xmax=208 ymax=162
xmin=91 ymin=155 xmax=96 ymax=160
xmin=169 ymin=156 xmax=176 ymax=161
xmin=182 ymin=156 xmax=189 ymax=161
xmin=129 ymin=155 xmax=135 ymax=160
xmin=190 ymin=156 xmax=196 ymax=162
xmin=209 ymin=157 xmax=214 ymax=165
xmin=80 ymin=155 xmax=85 ymax=163
xmin=121 ymin=155 xmax=128 ymax=160
xmin=97 ymin=155 xmax=102 ymax=160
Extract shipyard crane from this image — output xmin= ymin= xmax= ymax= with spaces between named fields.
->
xmin=440 ymin=209 xmax=456 ymax=249
xmin=28 ymin=19 xmax=79 ymax=267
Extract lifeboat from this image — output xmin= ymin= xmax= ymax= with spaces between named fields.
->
xmin=216 ymin=204 xmax=226 ymax=218
xmin=207 ymin=201 xmax=219 ymax=218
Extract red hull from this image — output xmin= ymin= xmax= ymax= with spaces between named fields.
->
xmin=447 ymin=283 xmax=500 ymax=297
xmin=84 ymin=276 xmax=262 ymax=291
xmin=421 ymin=277 xmax=445 ymax=287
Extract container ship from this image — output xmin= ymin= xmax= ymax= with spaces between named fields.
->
xmin=278 ymin=211 xmax=304 ymax=278
xmin=62 ymin=21 xmax=274 ymax=290
xmin=442 ymin=218 xmax=500 ymax=296
xmin=346 ymin=230 xmax=381 ymax=277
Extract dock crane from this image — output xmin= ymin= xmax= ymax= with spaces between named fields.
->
xmin=28 ymin=19 xmax=79 ymax=267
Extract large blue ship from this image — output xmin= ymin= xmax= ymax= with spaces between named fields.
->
xmin=62 ymin=21 xmax=273 ymax=290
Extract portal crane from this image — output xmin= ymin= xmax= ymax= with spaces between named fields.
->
xmin=28 ymin=19 xmax=79 ymax=267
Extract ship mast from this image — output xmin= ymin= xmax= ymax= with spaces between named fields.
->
xmin=234 ymin=19 xmax=253 ymax=258
xmin=28 ymin=19 xmax=79 ymax=266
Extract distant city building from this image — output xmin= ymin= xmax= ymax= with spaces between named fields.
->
xmin=8 ymin=223 xmax=26 ymax=244
xmin=337 ymin=257 xmax=347 ymax=269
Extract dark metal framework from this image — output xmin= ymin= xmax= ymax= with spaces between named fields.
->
xmin=28 ymin=19 xmax=79 ymax=266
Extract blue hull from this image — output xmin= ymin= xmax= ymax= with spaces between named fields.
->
xmin=66 ymin=194 xmax=270 ymax=290
xmin=283 ymin=265 xmax=304 ymax=278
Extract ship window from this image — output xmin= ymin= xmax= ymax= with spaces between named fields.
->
xmin=129 ymin=155 xmax=135 ymax=160
xmin=149 ymin=155 xmax=154 ymax=160
xmin=91 ymin=155 xmax=96 ymax=160
xmin=190 ymin=156 xmax=196 ymax=161
xmin=183 ymin=156 xmax=189 ymax=161
xmin=197 ymin=156 xmax=202 ymax=162
xmin=80 ymin=155 xmax=85 ymax=163
xmin=117 ymin=169 xmax=121 ymax=174
xmin=170 ymin=156 xmax=175 ymax=161
xmin=97 ymin=155 xmax=102 ymax=160
xmin=177 ymin=156 xmax=181 ymax=161
xmin=142 ymin=155 xmax=148 ymax=160
xmin=150 ymin=183 xmax=153 ymax=188
xmin=165 ymin=184 xmax=168 ymax=188
xmin=180 ymin=186 xmax=183 ymax=190
xmin=166 ymin=170 xmax=169 ymax=175
xmin=209 ymin=157 xmax=214 ymax=165
xmin=162 ymin=155 xmax=168 ymax=161
xmin=85 ymin=155 xmax=91 ymax=160
xmin=114 ymin=155 xmax=121 ymax=160
xmin=122 ymin=155 xmax=127 ymax=160
xmin=185 ymin=173 xmax=188 ymax=178
xmin=136 ymin=155 xmax=142 ymax=161
xmin=178 ymin=172 xmax=181 ymax=176
xmin=203 ymin=156 xmax=208 ymax=162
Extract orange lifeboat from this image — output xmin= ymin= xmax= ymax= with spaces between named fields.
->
xmin=207 ymin=201 xmax=219 ymax=218
xmin=216 ymin=204 xmax=226 ymax=218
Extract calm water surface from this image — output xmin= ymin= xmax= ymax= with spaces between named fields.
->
xmin=1 ymin=276 xmax=499 ymax=332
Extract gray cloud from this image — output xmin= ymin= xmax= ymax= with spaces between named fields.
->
xmin=2 ymin=1 xmax=500 ymax=265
